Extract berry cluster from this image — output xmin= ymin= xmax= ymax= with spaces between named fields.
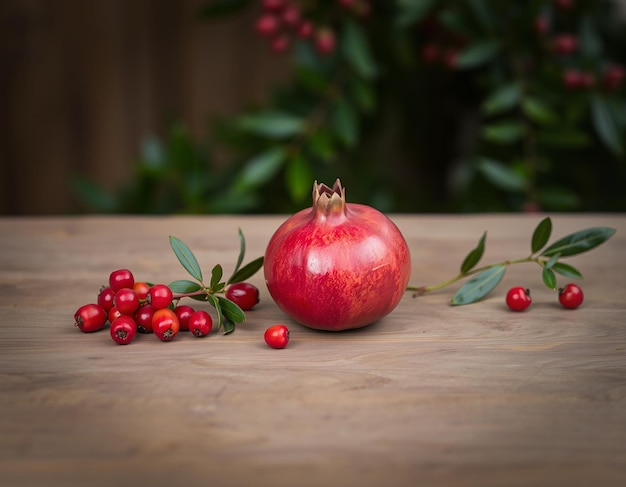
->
xmin=505 ymin=282 xmax=584 ymax=311
xmin=254 ymin=0 xmax=370 ymax=55
xmin=73 ymin=268 xmax=260 ymax=345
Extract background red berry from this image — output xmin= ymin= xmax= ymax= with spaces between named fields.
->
xmin=506 ymin=286 xmax=532 ymax=311
xmin=559 ymin=283 xmax=584 ymax=309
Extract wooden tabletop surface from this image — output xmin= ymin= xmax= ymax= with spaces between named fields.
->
xmin=1 ymin=214 xmax=625 ymax=487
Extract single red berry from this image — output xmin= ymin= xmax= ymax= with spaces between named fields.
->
xmin=580 ymin=72 xmax=596 ymax=89
xmin=296 ymin=20 xmax=314 ymax=38
xmin=133 ymin=281 xmax=150 ymax=301
xmin=558 ymin=283 xmax=584 ymax=309
xmin=189 ymin=310 xmax=213 ymax=337
xmin=603 ymin=64 xmax=625 ymax=90
xmin=226 ymin=282 xmax=260 ymax=311
xmin=255 ymin=14 xmax=279 ymax=37
xmin=338 ymin=0 xmax=354 ymax=8
xmin=114 ymin=288 xmax=140 ymax=315
xmin=264 ymin=324 xmax=290 ymax=349
xmin=506 ymin=286 xmax=532 ymax=311
xmin=74 ymin=303 xmax=107 ymax=333
xmin=97 ymin=286 xmax=116 ymax=312
xmin=552 ymin=34 xmax=578 ymax=55
xmin=262 ymin=0 xmax=286 ymax=11
xmin=109 ymin=269 xmax=135 ymax=293
xmin=134 ymin=303 xmax=155 ymax=333
xmin=533 ymin=16 xmax=550 ymax=35
xmin=110 ymin=316 xmax=137 ymax=345
xmin=554 ymin=0 xmax=574 ymax=11
xmin=562 ymin=69 xmax=584 ymax=89
xmin=174 ymin=305 xmax=195 ymax=331
xmin=108 ymin=306 xmax=123 ymax=324
xmin=281 ymin=5 xmax=300 ymax=27
xmin=152 ymin=308 xmax=180 ymax=341
xmin=314 ymin=28 xmax=336 ymax=55
xmin=270 ymin=34 xmax=290 ymax=53
xmin=148 ymin=284 xmax=173 ymax=310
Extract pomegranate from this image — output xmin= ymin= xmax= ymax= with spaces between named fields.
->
xmin=264 ymin=179 xmax=411 ymax=331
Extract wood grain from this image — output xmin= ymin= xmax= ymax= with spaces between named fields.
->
xmin=1 ymin=214 xmax=625 ymax=487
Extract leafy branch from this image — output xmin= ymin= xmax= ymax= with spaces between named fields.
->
xmin=407 ymin=217 xmax=616 ymax=305
xmin=167 ymin=229 xmax=263 ymax=333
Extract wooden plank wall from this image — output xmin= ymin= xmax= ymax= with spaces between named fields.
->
xmin=0 ymin=0 xmax=288 ymax=214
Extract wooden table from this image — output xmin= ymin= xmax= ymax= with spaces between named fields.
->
xmin=1 ymin=214 xmax=625 ymax=487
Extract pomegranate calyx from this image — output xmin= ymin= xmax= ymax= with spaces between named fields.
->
xmin=313 ymin=179 xmax=346 ymax=220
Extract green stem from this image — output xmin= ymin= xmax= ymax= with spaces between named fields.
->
xmin=407 ymin=256 xmax=541 ymax=295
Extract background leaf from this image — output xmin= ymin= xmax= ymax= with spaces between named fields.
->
xmin=531 ymin=217 xmax=552 ymax=254
xmin=341 ymin=20 xmax=377 ymax=80
xmin=451 ymin=265 xmax=506 ymax=305
xmin=169 ymin=236 xmax=203 ymax=282
xmin=234 ymin=147 xmax=286 ymax=190
xmin=237 ymin=111 xmax=303 ymax=139
xmin=541 ymin=227 xmax=616 ymax=257
xmin=478 ymin=158 xmax=525 ymax=192
xmin=482 ymin=83 xmax=520 ymax=116
xmin=591 ymin=94 xmax=624 ymax=155
xmin=482 ymin=121 xmax=523 ymax=144
xmin=454 ymin=40 xmax=499 ymax=69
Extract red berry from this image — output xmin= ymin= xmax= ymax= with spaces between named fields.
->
xmin=256 ymin=14 xmax=279 ymax=37
xmin=562 ymin=69 xmax=584 ymax=89
xmin=189 ymin=310 xmax=213 ymax=337
xmin=74 ymin=303 xmax=107 ymax=333
xmin=226 ymin=282 xmax=260 ymax=311
xmin=97 ymin=286 xmax=116 ymax=312
xmin=270 ymin=34 xmax=290 ymax=53
xmin=133 ymin=281 xmax=150 ymax=301
xmin=554 ymin=0 xmax=574 ymax=11
xmin=114 ymin=288 xmax=140 ymax=315
xmin=110 ymin=316 xmax=137 ymax=345
xmin=603 ymin=64 xmax=625 ymax=90
xmin=533 ymin=16 xmax=549 ymax=35
xmin=262 ymin=0 xmax=286 ymax=11
xmin=558 ymin=283 xmax=584 ymax=309
xmin=314 ymin=28 xmax=336 ymax=55
xmin=281 ymin=6 xmax=300 ymax=27
xmin=506 ymin=286 xmax=532 ymax=312
xmin=552 ymin=34 xmax=578 ymax=55
xmin=296 ymin=20 xmax=314 ymax=38
xmin=109 ymin=269 xmax=134 ymax=293
xmin=108 ymin=306 xmax=123 ymax=324
xmin=148 ymin=284 xmax=173 ymax=310
xmin=134 ymin=303 xmax=155 ymax=333
xmin=152 ymin=308 xmax=180 ymax=341
xmin=174 ymin=305 xmax=195 ymax=331
xmin=264 ymin=324 xmax=290 ymax=349
xmin=338 ymin=0 xmax=354 ymax=7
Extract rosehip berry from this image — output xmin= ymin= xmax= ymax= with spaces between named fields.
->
xmin=110 ymin=316 xmax=137 ymax=345
xmin=270 ymin=34 xmax=290 ymax=53
xmin=133 ymin=281 xmax=150 ymax=301
xmin=562 ymin=69 xmax=584 ymax=89
xmin=108 ymin=306 xmax=123 ymax=324
xmin=148 ymin=284 xmax=173 ymax=310
xmin=256 ymin=14 xmax=279 ymax=37
xmin=114 ymin=288 xmax=140 ymax=315
xmin=558 ymin=283 xmax=584 ymax=309
xmin=189 ymin=310 xmax=213 ymax=337
xmin=533 ymin=16 xmax=550 ymax=35
xmin=506 ymin=286 xmax=532 ymax=311
xmin=74 ymin=303 xmax=107 ymax=333
xmin=226 ymin=282 xmax=260 ymax=311
xmin=264 ymin=324 xmax=290 ymax=349
xmin=281 ymin=6 xmax=300 ymax=27
xmin=314 ymin=28 xmax=336 ymax=55
xmin=262 ymin=0 xmax=285 ymax=11
xmin=296 ymin=20 xmax=313 ymax=38
xmin=603 ymin=64 xmax=625 ymax=90
xmin=152 ymin=308 xmax=180 ymax=341
xmin=174 ymin=305 xmax=195 ymax=331
xmin=109 ymin=268 xmax=135 ymax=293
xmin=134 ymin=303 xmax=155 ymax=333
xmin=97 ymin=286 xmax=116 ymax=312
xmin=552 ymin=34 xmax=578 ymax=55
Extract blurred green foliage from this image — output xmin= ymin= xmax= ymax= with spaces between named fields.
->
xmin=74 ymin=0 xmax=626 ymax=214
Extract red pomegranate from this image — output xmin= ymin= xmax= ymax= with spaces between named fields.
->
xmin=264 ymin=179 xmax=411 ymax=331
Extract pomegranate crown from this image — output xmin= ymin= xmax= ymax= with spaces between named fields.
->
xmin=312 ymin=179 xmax=346 ymax=217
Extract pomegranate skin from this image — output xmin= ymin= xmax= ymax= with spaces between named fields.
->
xmin=264 ymin=180 xmax=411 ymax=331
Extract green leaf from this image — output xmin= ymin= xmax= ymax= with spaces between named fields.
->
xmin=237 ymin=111 xmax=304 ymax=139
xmin=235 ymin=147 xmax=286 ymax=190
xmin=169 ymin=236 xmax=203 ymax=282
xmin=350 ymin=77 xmax=376 ymax=114
xmin=331 ymin=99 xmax=359 ymax=148
xmin=454 ymin=40 xmax=500 ymax=69
xmin=545 ymin=253 xmax=560 ymax=269
xmin=551 ymin=262 xmax=583 ymax=279
xmin=210 ymin=264 xmax=223 ymax=290
xmin=229 ymin=228 xmax=246 ymax=284
xmin=531 ymin=217 xmax=552 ymax=254
xmin=228 ymin=256 xmax=264 ymax=285
xmin=538 ymin=186 xmax=581 ymax=210
xmin=451 ymin=265 xmax=506 ymax=305
xmin=542 ymin=267 xmax=557 ymax=290
xmin=478 ymin=158 xmax=525 ymax=192
xmin=168 ymin=279 xmax=202 ymax=294
xmin=482 ymin=121 xmax=523 ymax=145
xmin=341 ymin=20 xmax=377 ymax=80
xmin=285 ymin=154 xmax=313 ymax=203
xmin=460 ymin=231 xmax=487 ymax=274
xmin=541 ymin=227 xmax=616 ymax=258
xmin=206 ymin=294 xmax=223 ymax=330
xmin=395 ymin=0 xmax=437 ymax=27
xmin=538 ymin=129 xmax=590 ymax=148
xmin=522 ymin=97 xmax=558 ymax=125
xmin=482 ymin=83 xmax=520 ymax=116
xmin=222 ymin=319 xmax=236 ymax=335
xmin=591 ymin=94 xmax=624 ymax=155
xmin=198 ymin=0 xmax=250 ymax=18
xmin=217 ymin=296 xmax=246 ymax=324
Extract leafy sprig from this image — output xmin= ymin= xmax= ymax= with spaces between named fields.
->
xmin=167 ymin=229 xmax=264 ymax=333
xmin=407 ymin=217 xmax=616 ymax=305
